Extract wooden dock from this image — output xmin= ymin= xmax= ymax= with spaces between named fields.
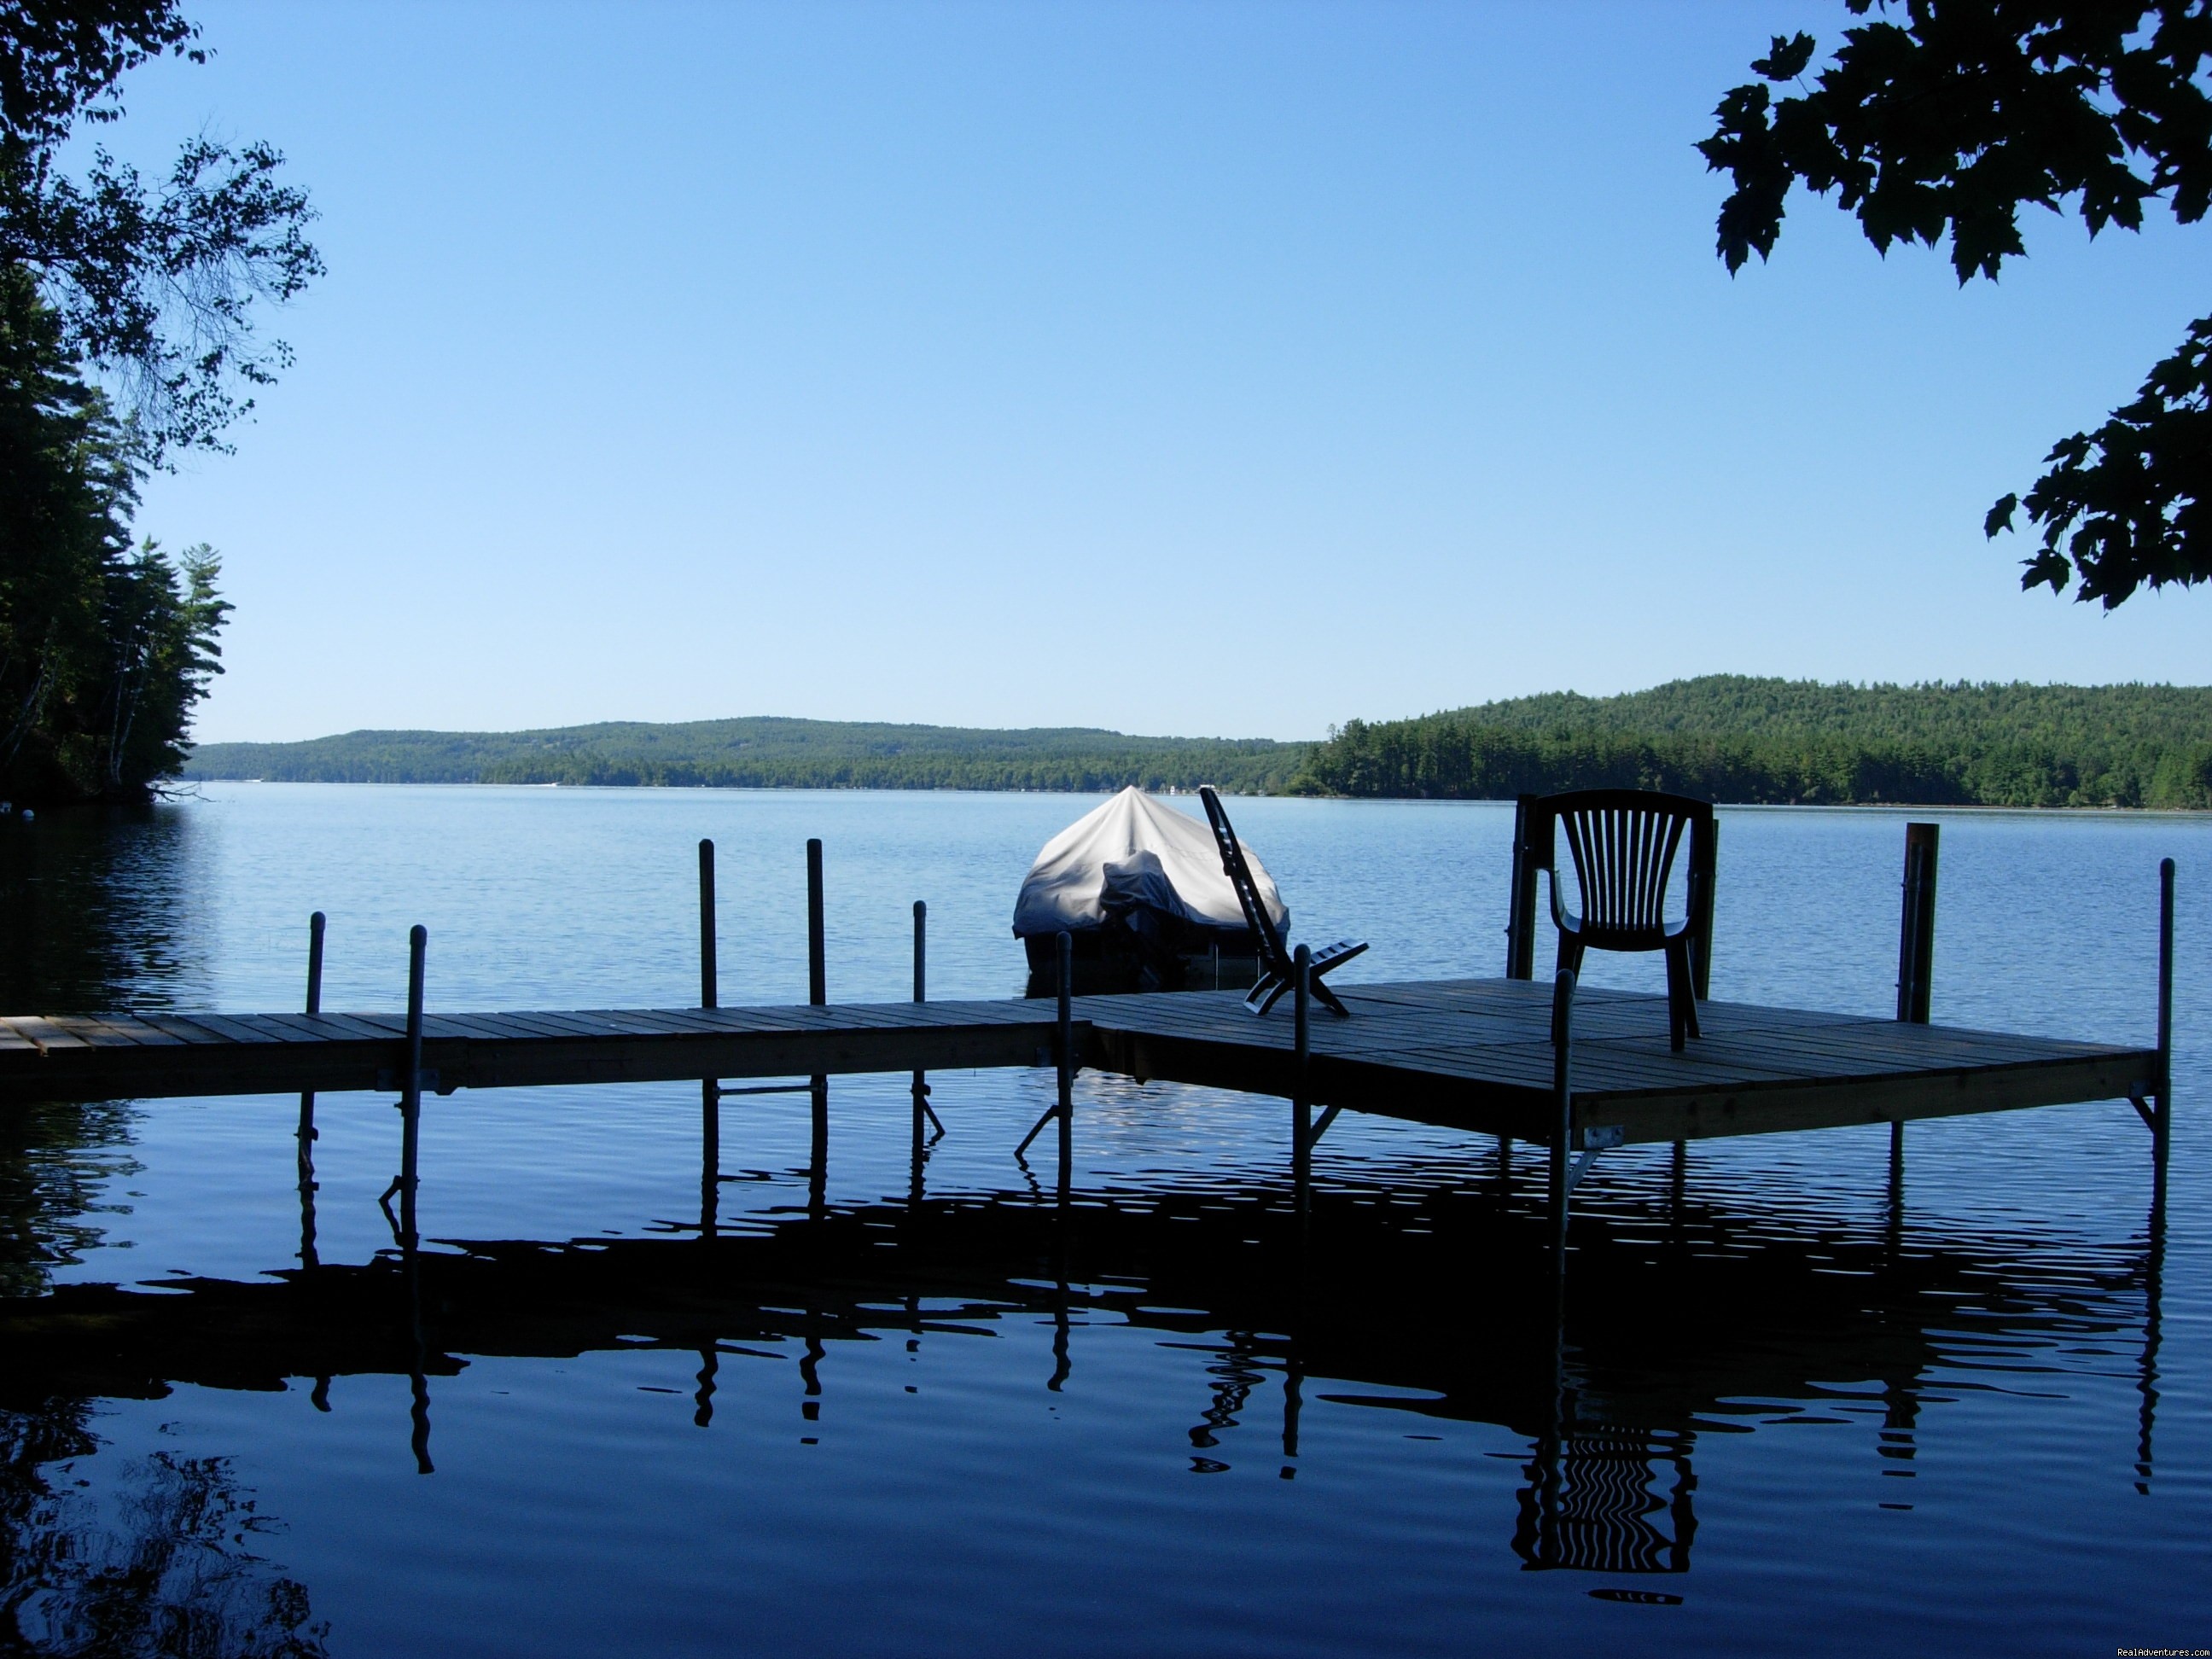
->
xmin=0 ymin=976 xmax=2160 ymax=1151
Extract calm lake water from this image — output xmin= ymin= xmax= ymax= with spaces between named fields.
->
xmin=1 ymin=784 xmax=2207 ymax=1656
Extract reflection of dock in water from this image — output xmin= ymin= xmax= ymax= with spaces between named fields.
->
xmin=0 ymin=1162 xmax=2169 ymax=1579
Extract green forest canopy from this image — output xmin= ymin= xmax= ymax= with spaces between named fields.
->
xmin=186 ymin=679 xmax=2212 ymax=806
xmin=1295 ymin=677 xmax=2212 ymax=807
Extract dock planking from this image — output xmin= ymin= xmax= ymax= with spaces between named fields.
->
xmin=0 ymin=977 xmax=2158 ymax=1150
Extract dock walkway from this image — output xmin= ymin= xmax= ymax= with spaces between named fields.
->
xmin=0 ymin=977 xmax=2157 ymax=1150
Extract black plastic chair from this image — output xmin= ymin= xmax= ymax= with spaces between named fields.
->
xmin=1198 ymin=786 xmax=1368 ymax=1016
xmin=1532 ymin=789 xmax=1714 ymax=1051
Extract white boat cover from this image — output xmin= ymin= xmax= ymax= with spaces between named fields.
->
xmin=1011 ymin=787 xmax=1289 ymax=938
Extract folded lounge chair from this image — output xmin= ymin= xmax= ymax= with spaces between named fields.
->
xmin=1198 ymin=786 xmax=1368 ymax=1016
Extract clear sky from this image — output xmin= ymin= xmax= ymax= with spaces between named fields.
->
xmin=115 ymin=1 xmax=2206 ymax=745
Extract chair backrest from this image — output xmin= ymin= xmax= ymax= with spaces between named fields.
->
xmin=1198 ymin=786 xmax=1291 ymax=974
xmin=1535 ymin=789 xmax=1712 ymax=940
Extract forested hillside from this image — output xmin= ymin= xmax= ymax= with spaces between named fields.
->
xmin=1294 ymin=678 xmax=2212 ymax=807
xmin=183 ymin=718 xmax=1301 ymax=793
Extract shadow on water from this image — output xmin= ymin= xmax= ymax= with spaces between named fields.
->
xmin=0 ymin=1155 xmax=2167 ymax=1607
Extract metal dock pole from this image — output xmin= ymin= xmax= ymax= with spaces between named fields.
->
xmin=297 ymin=911 xmax=324 ymax=1268
xmin=1893 ymin=821 xmax=1941 ymax=1167
xmin=699 ymin=839 xmax=719 ymax=1237
xmin=398 ymin=925 xmax=427 ymax=1254
xmin=2155 ymin=857 xmax=2174 ymax=1193
xmin=807 ymin=837 xmax=827 ymax=1213
xmin=1293 ymin=944 xmax=1312 ymax=1220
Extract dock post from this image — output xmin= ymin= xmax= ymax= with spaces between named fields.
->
xmin=297 ymin=911 xmax=325 ymax=1269
xmin=699 ymin=840 xmax=719 ymax=1239
xmin=1547 ymin=967 xmax=1577 ymax=1260
xmin=1057 ymin=929 xmax=1074 ymax=1201
xmin=1690 ymin=817 xmax=1718 ymax=1000
xmin=1893 ymin=822 xmax=1939 ymax=1167
xmin=2154 ymin=857 xmax=2174 ymax=1192
xmin=1895 ymin=822 xmax=1940 ymax=1024
xmin=807 ymin=838 xmax=827 ymax=1213
xmin=1505 ymin=795 xmax=1539 ymax=979
xmin=1293 ymin=944 xmax=1313 ymax=1220
xmin=398 ymin=925 xmax=427 ymax=1254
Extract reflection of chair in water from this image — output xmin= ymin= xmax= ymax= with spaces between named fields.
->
xmin=1515 ymin=1425 xmax=1697 ymax=1575
xmin=1196 ymin=785 xmax=1367 ymax=1016
xmin=1531 ymin=789 xmax=1715 ymax=1051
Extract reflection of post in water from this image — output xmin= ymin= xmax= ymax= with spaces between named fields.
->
xmin=2137 ymin=1173 xmax=2167 ymax=1495
xmin=1046 ymin=1219 xmax=1074 ymax=1395
xmin=1516 ymin=1423 xmax=1697 ymax=1575
xmin=406 ymin=1245 xmax=434 ymax=1476
xmin=800 ymin=1323 xmax=825 ymax=1439
xmin=1184 ymin=1334 xmax=1264 ymax=1475
xmin=296 ymin=911 xmax=325 ymax=1270
xmin=1886 ymin=1118 xmax=1906 ymax=1262
xmin=694 ymin=1346 xmax=717 ymax=1429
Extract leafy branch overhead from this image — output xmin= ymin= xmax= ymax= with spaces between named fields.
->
xmin=0 ymin=3 xmax=302 ymax=805
xmin=1700 ymin=1 xmax=2210 ymax=606
xmin=0 ymin=0 xmax=320 ymax=460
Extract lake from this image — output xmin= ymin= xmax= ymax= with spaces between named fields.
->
xmin=2 ymin=784 xmax=2207 ymax=1656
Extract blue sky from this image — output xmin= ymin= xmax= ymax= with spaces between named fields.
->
xmin=116 ymin=2 xmax=2207 ymax=744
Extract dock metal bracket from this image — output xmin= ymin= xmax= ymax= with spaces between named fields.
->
xmin=1301 ymin=1102 xmax=1343 ymax=1150
xmin=2131 ymin=1093 xmax=2157 ymax=1132
xmin=1565 ymin=1149 xmax=1604 ymax=1196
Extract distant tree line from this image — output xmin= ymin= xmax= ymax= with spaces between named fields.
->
xmin=1293 ymin=678 xmax=2212 ymax=808
xmin=183 ymin=718 xmax=1303 ymax=795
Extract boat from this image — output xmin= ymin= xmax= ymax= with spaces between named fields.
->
xmin=1011 ymin=786 xmax=1289 ymax=995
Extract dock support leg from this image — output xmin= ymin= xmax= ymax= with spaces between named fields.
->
xmin=1535 ymin=966 xmax=1575 ymax=1575
xmin=1014 ymin=931 xmax=1077 ymax=1194
xmin=1292 ymin=946 xmax=1312 ymax=1224
xmin=1057 ymin=930 xmax=1074 ymax=1202
xmin=699 ymin=840 xmax=719 ymax=1239
xmin=297 ymin=911 xmax=325 ymax=1270
xmin=807 ymin=839 xmax=827 ymax=1215
xmin=1546 ymin=967 xmax=1577 ymax=1264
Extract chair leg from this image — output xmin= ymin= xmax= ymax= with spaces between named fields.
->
xmin=1557 ymin=934 xmax=1585 ymax=980
xmin=1664 ymin=937 xmax=1699 ymax=1051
